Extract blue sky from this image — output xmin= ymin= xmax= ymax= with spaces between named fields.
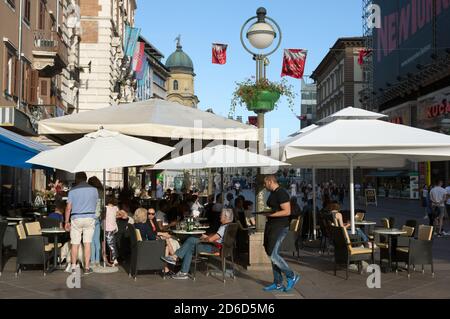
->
xmin=135 ymin=0 xmax=362 ymax=144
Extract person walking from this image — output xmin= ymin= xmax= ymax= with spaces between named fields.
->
xmin=262 ymin=175 xmax=300 ymax=293
xmin=65 ymin=172 xmax=99 ymax=274
xmin=429 ymin=180 xmax=448 ymax=236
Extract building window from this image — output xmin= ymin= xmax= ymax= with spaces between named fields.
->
xmin=173 ymin=80 xmax=178 ymax=91
xmin=38 ymin=0 xmax=46 ymax=30
xmin=151 ymin=73 xmax=165 ymax=88
xmin=24 ymin=0 xmax=31 ymax=25
xmin=3 ymin=47 xmax=17 ymax=97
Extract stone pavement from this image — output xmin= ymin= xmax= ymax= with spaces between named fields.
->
xmin=0 ymin=197 xmax=449 ymax=299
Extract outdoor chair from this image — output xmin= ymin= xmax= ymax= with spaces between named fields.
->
xmin=395 ymin=225 xmax=434 ymax=278
xmin=355 ymin=212 xmax=365 ymax=222
xmin=396 ymin=225 xmax=415 ymax=249
xmin=331 ymin=226 xmax=374 ymax=280
xmin=405 ymin=220 xmax=418 ymax=237
xmin=280 ymin=217 xmax=302 ymax=259
xmin=0 ymin=221 xmax=7 ymax=276
xmin=319 ymin=215 xmax=333 ymax=255
xmin=194 ymin=223 xmax=239 ymax=283
xmin=127 ymin=224 xmax=166 ymax=280
xmin=15 ymin=223 xmax=51 ymax=276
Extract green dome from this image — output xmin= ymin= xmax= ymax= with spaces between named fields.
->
xmin=165 ymin=43 xmax=194 ymax=72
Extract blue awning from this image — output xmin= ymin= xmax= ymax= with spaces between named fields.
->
xmin=0 ymin=127 xmax=50 ymax=169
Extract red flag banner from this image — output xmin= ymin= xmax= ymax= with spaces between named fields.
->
xmin=248 ymin=116 xmax=258 ymax=126
xmin=132 ymin=42 xmax=145 ymax=72
xmin=281 ymin=49 xmax=307 ymax=79
xmin=358 ymin=49 xmax=372 ymax=65
xmin=212 ymin=43 xmax=228 ymax=65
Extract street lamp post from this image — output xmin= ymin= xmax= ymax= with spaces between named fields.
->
xmin=240 ymin=7 xmax=282 ymax=232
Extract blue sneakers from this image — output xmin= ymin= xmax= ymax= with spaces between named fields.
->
xmin=263 ymin=283 xmax=285 ymax=292
xmin=284 ymin=274 xmax=300 ymax=292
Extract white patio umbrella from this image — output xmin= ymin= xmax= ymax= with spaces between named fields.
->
xmin=27 ymin=128 xmax=174 ymax=269
xmin=280 ymin=107 xmax=450 ymax=234
xmin=152 ymin=144 xmax=289 ymax=170
xmin=27 ymin=128 xmax=174 ymax=172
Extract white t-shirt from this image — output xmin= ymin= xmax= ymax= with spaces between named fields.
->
xmin=446 ymin=186 xmax=450 ymax=205
xmin=430 ymin=186 xmax=447 ymax=207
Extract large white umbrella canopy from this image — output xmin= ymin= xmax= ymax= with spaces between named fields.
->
xmin=152 ymin=144 xmax=289 ymax=170
xmin=27 ymin=129 xmax=174 ymax=173
xmin=38 ymin=99 xmax=258 ymax=142
xmin=280 ymin=107 xmax=450 ymax=234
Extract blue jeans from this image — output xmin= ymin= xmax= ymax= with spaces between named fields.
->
xmin=348 ymin=228 xmax=369 ymax=242
xmin=176 ymin=237 xmax=218 ymax=274
xmin=271 ymin=227 xmax=295 ymax=285
xmin=90 ymin=219 xmax=101 ymax=264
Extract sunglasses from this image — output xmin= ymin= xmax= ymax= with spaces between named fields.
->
xmin=148 ymin=213 xmax=155 ymax=215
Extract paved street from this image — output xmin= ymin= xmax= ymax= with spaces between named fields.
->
xmin=1 ymin=196 xmax=449 ymax=299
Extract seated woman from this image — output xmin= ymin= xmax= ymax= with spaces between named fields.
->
xmin=133 ymin=208 xmax=179 ymax=275
xmin=329 ymin=203 xmax=371 ymax=246
xmin=161 ymin=208 xmax=234 ymax=280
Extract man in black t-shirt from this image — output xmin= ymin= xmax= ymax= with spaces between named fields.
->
xmin=262 ymin=175 xmax=300 ymax=293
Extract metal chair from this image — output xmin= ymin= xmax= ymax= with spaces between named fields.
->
xmin=331 ymin=226 xmax=374 ymax=280
xmin=280 ymin=217 xmax=303 ymax=259
xmin=15 ymin=223 xmax=50 ymax=276
xmin=395 ymin=225 xmax=434 ymax=279
xmin=194 ymin=223 xmax=239 ymax=283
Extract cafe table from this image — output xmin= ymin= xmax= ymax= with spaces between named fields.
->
xmin=41 ymin=227 xmax=67 ymax=272
xmin=373 ymin=228 xmax=407 ymax=272
xmin=172 ymin=230 xmax=206 ymax=236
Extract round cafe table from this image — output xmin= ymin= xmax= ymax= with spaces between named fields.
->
xmin=373 ymin=228 xmax=407 ymax=272
xmin=41 ymin=228 xmax=67 ymax=272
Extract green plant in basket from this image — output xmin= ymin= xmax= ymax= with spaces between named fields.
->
xmin=230 ymin=77 xmax=296 ymax=116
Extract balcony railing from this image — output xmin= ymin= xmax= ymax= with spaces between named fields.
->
xmin=33 ymin=30 xmax=68 ymax=67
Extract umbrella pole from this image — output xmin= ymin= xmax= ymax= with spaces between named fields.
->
xmin=349 ymin=155 xmax=355 ymax=235
xmin=220 ymin=167 xmax=224 ymax=198
xmin=312 ymin=167 xmax=317 ymax=240
xmin=103 ymin=169 xmax=107 ymax=268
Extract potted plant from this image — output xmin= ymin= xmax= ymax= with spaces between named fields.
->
xmin=230 ymin=77 xmax=296 ymax=115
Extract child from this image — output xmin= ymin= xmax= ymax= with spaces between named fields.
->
xmin=104 ymin=196 xmax=119 ymax=266
xmin=48 ymin=200 xmax=65 ymax=227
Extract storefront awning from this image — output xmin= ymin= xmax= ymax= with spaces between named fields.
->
xmin=0 ymin=127 xmax=50 ymax=169
xmin=366 ymin=170 xmax=409 ymax=177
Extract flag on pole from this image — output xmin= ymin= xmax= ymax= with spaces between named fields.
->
xmin=212 ymin=43 xmax=228 ymax=65
xmin=281 ymin=49 xmax=307 ymax=79
xmin=136 ymin=58 xmax=149 ymax=81
xmin=358 ymin=49 xmax=372 ymax=65
xmin=124 ymin=25 xmax=141 ymax=57
xmin=132 ymin=42 xmax=145 ymax=72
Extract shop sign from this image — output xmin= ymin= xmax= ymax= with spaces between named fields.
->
xmin=426 ymin=99 xmax=450 ymax=119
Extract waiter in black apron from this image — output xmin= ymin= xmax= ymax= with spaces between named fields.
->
xmin=262 ymin=175 xmax=300 ymax=292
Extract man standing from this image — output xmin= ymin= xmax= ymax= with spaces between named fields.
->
xmin=262 ymin=175 xmax=300 ymax=292
xmin=430 ymin=180 xmax=448 ymax=236
xmin=65 ymin=172 xmax=99 ymax=274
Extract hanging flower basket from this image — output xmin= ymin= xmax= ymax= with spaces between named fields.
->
xmin=245 ymin=90 xmax=281 ymax=113
xmin=230 ymin=78 xmax=296 ymax=116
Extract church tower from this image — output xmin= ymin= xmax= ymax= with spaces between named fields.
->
xmin=165 ymin=37 xmax=199 ymax=108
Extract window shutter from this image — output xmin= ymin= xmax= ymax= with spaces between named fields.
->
xmin=39 ymin=77 xmax=51 ymax=105
xmin=30 ymin=70 xmax=39 ymax=105
xmin=13 ymin=56 xmax=19 ymax=97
